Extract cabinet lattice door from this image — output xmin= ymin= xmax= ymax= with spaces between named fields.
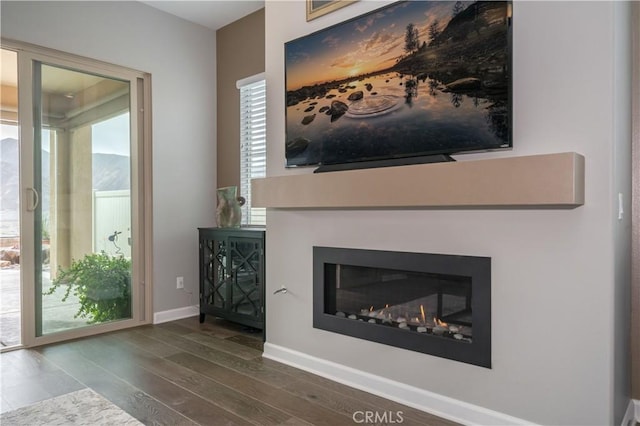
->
xmin=199 ymin=228 xmax=265 ymax=330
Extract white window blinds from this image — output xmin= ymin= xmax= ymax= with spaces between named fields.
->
xmin=238 ymin=75 xmax=266 ymax=226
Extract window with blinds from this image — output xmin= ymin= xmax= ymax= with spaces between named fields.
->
xmin=238 ymin=74 xmax=266 ymax=226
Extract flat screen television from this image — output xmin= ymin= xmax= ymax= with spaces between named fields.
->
xmin=284 ymin=0 xmax=512 ymax=172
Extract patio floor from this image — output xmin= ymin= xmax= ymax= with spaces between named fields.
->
xmin=0 ymin=265 xmax=89 ymax=348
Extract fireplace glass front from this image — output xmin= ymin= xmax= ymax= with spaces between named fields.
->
xmin=313 ymin=247 xmax=491 ymax=367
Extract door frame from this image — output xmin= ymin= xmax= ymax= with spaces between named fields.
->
xmin=2 ymin=38 xmax=153 ymax=348
xmin=631 ymin=0 xmax=640 ymax=401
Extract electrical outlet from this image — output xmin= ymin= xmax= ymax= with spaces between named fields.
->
xmin=176 ymin=276 xmax=184 ymax=289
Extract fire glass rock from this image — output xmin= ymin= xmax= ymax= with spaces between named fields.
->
xmin=433 ymin=326 xmax=447 ymax=335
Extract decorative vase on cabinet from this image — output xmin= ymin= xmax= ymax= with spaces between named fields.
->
xmin=215 ymin=186 xmax=245 ymax=228
xmin=198 ymin=227 xmax=265 ymax=330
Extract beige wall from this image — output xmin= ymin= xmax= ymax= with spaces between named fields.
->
xmin=1 ymin=84 xmax=18 ymax=122
xmin=49 ymin=125 xmax=93 ymax=272
xmin=216 ymin=9 xmax=265 ymax=191
xmin=69 ymin=125 xmax=93 ymax=262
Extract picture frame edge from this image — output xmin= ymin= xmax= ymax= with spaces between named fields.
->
xmin=306 ymin=0 xmax=359 ymax=22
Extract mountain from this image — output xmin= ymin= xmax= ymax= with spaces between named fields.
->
xmin=434 ymin=1 xmax=509 ymax=47
xmin=0 ymin=137 xmax=130 ymax=212
xmin=93 ymin=153 xmax=130 ymax=191
xmin=394 ymin=1 xmax=509 ymax=83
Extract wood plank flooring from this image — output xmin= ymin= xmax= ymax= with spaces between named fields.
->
xmin=0 ymin=317 xmax=458 ymax=426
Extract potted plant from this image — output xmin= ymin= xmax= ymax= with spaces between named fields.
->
xmin=46 ymin=252 xmax=131 ymax=323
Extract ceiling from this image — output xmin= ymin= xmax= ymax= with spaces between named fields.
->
xmin=140 ymin=0 xmax=264 ymax=31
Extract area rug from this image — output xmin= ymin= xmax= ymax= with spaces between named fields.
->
xmin=0 ymin=388 xmax=142 ymax=425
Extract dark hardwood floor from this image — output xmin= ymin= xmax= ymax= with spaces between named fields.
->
xmin=0 ymin=317 xmax=458 ymax=425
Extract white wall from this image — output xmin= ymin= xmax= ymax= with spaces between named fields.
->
xmin=1 ymin=1 xmax=217 ymax=313
xmin=264 ymin=1 xmax=631 ymax=424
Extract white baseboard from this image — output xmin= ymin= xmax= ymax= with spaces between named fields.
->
xmin=263 ymin=343 xmax=533 ymax=426
xmin=153 ymin=305 xmax=199 ymax=324
xmin=622 ymin=399 xmax=640 ymax=426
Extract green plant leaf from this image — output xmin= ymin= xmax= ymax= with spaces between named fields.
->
xmin=46 ymin=251 xmax=132 ymax=324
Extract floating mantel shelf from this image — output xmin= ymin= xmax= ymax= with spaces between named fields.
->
xmin=251 ymin=152 xmax=585 ymax=209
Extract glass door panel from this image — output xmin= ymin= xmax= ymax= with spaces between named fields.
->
xmin=35 ymin=62 xmax=132 ymax=336
xmin=0 ymin=48 xmax=21 ymax=348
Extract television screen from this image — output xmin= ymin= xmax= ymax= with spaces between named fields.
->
xmin=285 ymin=0 xmax=512 ymax=170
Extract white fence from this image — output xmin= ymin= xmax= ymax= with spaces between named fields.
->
xmin=93 ymin=190 xmax=131 ymax=258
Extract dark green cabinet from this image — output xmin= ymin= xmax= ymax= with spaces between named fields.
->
xmin=198 ymin=227 xmax=265 ymax=330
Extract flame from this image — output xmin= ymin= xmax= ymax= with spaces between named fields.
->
xmin=434 ymin=318 xmax=448 ymax=327
xmin=420 ymin=305 xmax=426 ymax=324
xmin=369 ymin=306 xmax=374 ymax=312
xmin=385 ymin=304 xmax=389 ymax=308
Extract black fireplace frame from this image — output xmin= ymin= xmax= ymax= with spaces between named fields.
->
xmin=313 ymin=247 xmax=491 ymax=368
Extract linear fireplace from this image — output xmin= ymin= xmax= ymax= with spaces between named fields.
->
xmin=313 ymin=247 xmax=491 ymax=367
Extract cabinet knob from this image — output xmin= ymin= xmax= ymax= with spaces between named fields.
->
xmin=273 ymin=287 xmax=288 ymax=295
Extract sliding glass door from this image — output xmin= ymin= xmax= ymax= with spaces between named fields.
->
xmin=0 ymin=49 xmax=21 ymax=348
xmin=4 ymin=42 xmax=152 ymax=348
xmin=34 ymin=62 xmax=134 ymax=336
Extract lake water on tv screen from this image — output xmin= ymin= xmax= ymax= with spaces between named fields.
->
xmin=285 ymin=72 xmax=509 ymax=167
